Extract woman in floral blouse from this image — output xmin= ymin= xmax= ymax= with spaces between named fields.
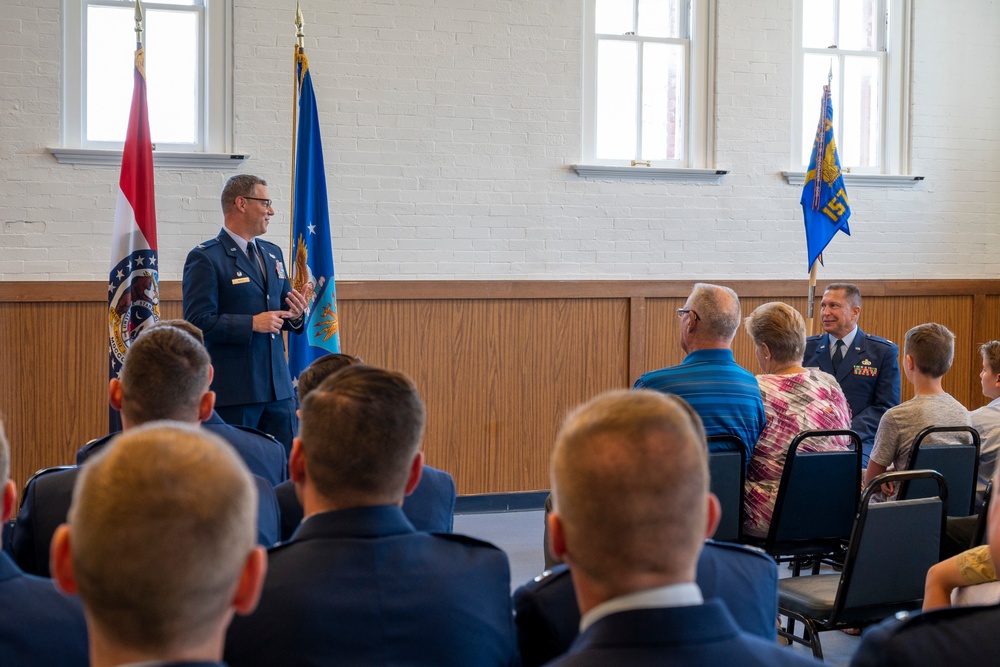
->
xmin=742 ymin=301 xmax=853 ymax=538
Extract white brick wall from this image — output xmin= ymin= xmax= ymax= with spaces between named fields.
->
xmin=1 ymin=0 xmax=998 ymax=281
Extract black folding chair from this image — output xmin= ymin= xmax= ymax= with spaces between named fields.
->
xmin=742 ymin=429 xmax=862 ymax=575
xmin=706 ymin=435 xmax=747 ymax=543
xmin=778 ymin=469 xmax=947 ymax=659
xmin=898 ymin=426 xmax=980 ymax=517
xmin=972 ymin=479 xmax=993 ymax=548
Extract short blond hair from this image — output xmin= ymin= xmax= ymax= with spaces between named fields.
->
xmin=68 ymin=423 xmax=257 ymax=653
xmin=904 ymin=323 xmax=955 ymax=379
xmin=744 ymin=302 xmax=807 ymax=366
xmin=981 ymin=341 xmax=1000 ymax=376
xmin=551 ymin=390 xmax=708 ymax=587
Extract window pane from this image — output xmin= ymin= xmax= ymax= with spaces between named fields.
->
xmin=86 ymin=6 xmax=135 ymax=142
xmin=638 ymin=0 xmax=683 ymax=38
xmin=841 ymin=56 xmax=881 ymax=167
xmin=596 ymin=40 xmax=638 ymax=160
xmin=146 ymin=9 xmax=199 ymax=144
xmin=802 ymin=0 xmax=836 ymax=48
xmin=839 ymin=0 xmax=877 ymax=51
xmin=641 ymin=42 xmax=684 ymax=160
xmin=595 ymin=0 xmax=633 ymax=35
xmin=801 ymin=54 xmax=840 ymax=165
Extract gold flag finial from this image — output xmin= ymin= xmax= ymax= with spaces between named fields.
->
xmin=295 ymin=1 xmax=305 ymax=49
xmin=134 ymin=0 xmax=144 ymax=48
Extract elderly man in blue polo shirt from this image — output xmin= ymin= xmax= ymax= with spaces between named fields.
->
xmin=634 ymin=282 xmax=766 ymax=463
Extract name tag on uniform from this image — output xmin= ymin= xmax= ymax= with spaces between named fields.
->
xmin=232 ymin=277 xmax=251 ymax=285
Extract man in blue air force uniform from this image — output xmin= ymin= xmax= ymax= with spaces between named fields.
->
xmin=804 ymin=282 xmax=900 ymax=467
xmin=183 ymin=174 xmax=308 ymax=452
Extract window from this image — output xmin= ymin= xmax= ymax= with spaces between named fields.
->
xmin=793 ymin=0 xmax=910 ymax=174
xmin=582 ymin=0 xmax=713 ymax=168
xmin=62 ymin=0 xmax=232 ymax=153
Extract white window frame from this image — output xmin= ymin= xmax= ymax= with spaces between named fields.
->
xmin=580 ymin=0 xmax=714 ymax=171
xmin=60 ymin=0 xmax=234 ymax=160
xmin=791 ymin=0 xmax=911 ymax=175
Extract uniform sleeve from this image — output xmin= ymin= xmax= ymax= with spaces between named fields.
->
xmin=850 ymin=618 xmax=902 ymax=667
xmin=182 ymin=247 xmax=254 ymax=345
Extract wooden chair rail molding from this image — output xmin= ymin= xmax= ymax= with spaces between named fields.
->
xmin=2 ymin=279 xmax=1000 ymax=495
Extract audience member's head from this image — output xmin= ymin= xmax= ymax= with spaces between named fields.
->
xmin=820 ymin=282 xmax=862 ymax=339
xmin=147 ymin=319 xmax=205 ymax=345
xmin=293 ymin=365 xmax=426 ymax=512
xmin=297 ymin=353 xmax=364 ymax=399
xmin=0 ymin=420 xmax=14 ymax=544
xmin=904 ymin=323 xmax=955 ymax=380
xmin=112 ymin=325 xmax=213 ymax=428
xmin=681 ymin=283 xmax=741 ymax=351
xmin=50 ymin=423 xmax=265 ymax=664
xmin=744 ymin=301 xmax=807 ymax=372
xmin=548 ymin=390 xmax=718 ymax=612
xmin=980 ymin=341 xmax=1000 ymax=400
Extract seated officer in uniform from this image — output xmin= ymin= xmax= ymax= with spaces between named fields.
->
xmin=273 ymin=352 xmax=456 ymax=541
xmin=50 ymin=423 xmax=266 ymax=667
xmin=542 ymin=389 xmax=820 ymax=666
xmin=513 ymin=539 xmax=780 ymax=667
xmin=224 ymin=365 xmax=517 ymax=667
xmin=804 ymin=283 xmax=900 ymax=467
xmin=11 ymin=326 xmax=280 ymax=577
xmin=0 ymin=420 xmax=88 ymax=665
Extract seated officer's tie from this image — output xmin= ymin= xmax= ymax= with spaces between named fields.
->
xmin=832 ymin=339 xmax=845 ymax=373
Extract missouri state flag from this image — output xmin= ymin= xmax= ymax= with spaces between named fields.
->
xmin=802 ymin=84 xmax=851 ymax=271
xmin=108 ymin=45 xmax=159 ymax=420
xmin=288 ymin=48 xmax=341 ymax=392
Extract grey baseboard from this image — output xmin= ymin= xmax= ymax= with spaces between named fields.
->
xmin=454 ymin=491 xmax=549 ymax=514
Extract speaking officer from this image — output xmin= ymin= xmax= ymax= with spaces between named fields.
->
xmin=183 ymin=174 xmax=308 ymax=452
xmin=804 ymin=282 xmax=900 ymax=467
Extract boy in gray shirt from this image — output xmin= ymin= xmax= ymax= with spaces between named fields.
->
xmin=864 ymin=323 xmax=971 ymax=500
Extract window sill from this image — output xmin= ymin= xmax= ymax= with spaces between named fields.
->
xmin=570 ymin=165 xmax=728 ymax=182
xmin=781 ymin=171 xmax=925 ymax=188
xmin=48 ymin=148 xmax=248 ymax=169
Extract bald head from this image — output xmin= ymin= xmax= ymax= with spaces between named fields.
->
xmin=61 ymin=423 xmax=259 ymax=654
xmin=550 ymin=390 xmax=712 ymax=595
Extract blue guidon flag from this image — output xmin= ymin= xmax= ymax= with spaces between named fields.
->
xmin=108 ymin=44 xmax=159 ymax=391
xmin=802 ymin=84 xmax=851 ymax=271
xmin=288 ymin=47 xmax=341 ymax=395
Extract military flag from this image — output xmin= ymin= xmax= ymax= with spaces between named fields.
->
xmin=288 ymin=45 xmax=341 ymax=392
xmin=802 ymin=84 xmax=851 ymax=271
xmin=108 ymin=14 xmax=159 ymax=430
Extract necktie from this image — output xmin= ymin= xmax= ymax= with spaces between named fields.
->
xmin=247 ymin=242 xmax=266 ymax=285
xmin=832 ymin=339 xmax=845 ymax=373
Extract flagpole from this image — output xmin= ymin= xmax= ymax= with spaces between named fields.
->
xmin=806 ymin=64 xmax=834 ymax=337
xmin=134 ymin=0 xmax=143 ymax=48
xmin=291 ymin=2 xmax=304 ymax=257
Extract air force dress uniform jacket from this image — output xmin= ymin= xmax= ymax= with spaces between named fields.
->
xmin=804 ymin=328 xmax=900 ymax=465
xmin=182 ymin=231 xmax=303 ymax=408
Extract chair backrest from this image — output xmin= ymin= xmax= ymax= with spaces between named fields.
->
xmin=764 ymin=429 xmax=862 ymax=554
xmin=833 ymin=469 xmax=947 ymax=625
xmin=899 ymin=426 xmax=980 ymax=517
xmin=707 ymin=437 xmax=746 ymax=542
xmin=973 ymin=480 xmax=993 ymax=548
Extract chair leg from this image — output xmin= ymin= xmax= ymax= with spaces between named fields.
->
xmin=778 ymin=612 xmax=824 ymax=660
xmin=812 ymin=559 xmax=821 ymax=575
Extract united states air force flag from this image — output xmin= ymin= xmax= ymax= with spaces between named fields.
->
xmin=802 ymin=84 xmax=851 ymax=271
xmin=288 ymin=49 xmax=341 ymax=391
xmin=109 ymin=45 xmax=159 ymax=381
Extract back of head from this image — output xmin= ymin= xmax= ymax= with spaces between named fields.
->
xmin=297 ymin=353 xmax=363 ymax=399
xmin=981 ymin=341 xmax=1000 ymax=376
xmin=689 ymin=283 xmax=741 ymax=342
xmin=904 ymin=323 xmax=954 ymax=378
xmin=299 ymin=365 xmax=426 ymax=504
xmin=551 ymin=389 xmax=708 ymax=589
xmin=120 ymin=326 xmax=210 ymax=424
xmin=824 ymin=282 xmax=862 ymax=309
xmin=68 ymin=422 xmax=257 ymax=653
xmin=744 ymin=301 xmax=806 ymax=366
xmin=221 ymin=174 xmax=266 ymax=215
xmin=148 ymin=319 xmax=205 ymax=345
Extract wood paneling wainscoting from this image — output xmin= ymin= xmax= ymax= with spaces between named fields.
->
xmin=2 ymin=279 xmax=998 ymax=495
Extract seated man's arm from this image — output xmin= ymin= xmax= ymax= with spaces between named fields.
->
xmin=924 ymin=544 xmax=996 ymax=611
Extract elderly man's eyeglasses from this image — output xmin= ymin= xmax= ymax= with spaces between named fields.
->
xmin=242 ymin=196 xmax=273 ymax=208
xmin=677 ymin=308 xmax=700 ymax=321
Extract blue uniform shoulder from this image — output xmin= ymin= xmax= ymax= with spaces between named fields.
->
xmin=194 ymin=237 xmax=223 ymax=251
xmin=518 ymin=564 xmax=571 ymax=594
xmin=864 ymin=333 xmax=897 ymax=348
xmin=806 ymin=334 xmax=824 ymax=342
xmin=433 ymin=531 xmax=507 ymax=553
